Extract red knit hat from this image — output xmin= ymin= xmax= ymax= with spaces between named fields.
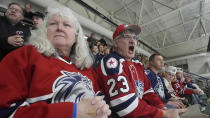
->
xmin=112 ymin=24 xmax=141 ymax=39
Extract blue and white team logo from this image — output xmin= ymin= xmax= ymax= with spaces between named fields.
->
xmin=52 ymin=71 xmax=95 ymax=103
xmin=106 ymin=57 xmax=118 ymax=69
xmin=135 ymin=80 xmax=144 ymax=99
xmin=154 ymin=76 xmax=165 ymax=99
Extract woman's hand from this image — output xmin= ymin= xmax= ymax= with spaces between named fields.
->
xmin=77 ymin=96 xmax=111 ymax=118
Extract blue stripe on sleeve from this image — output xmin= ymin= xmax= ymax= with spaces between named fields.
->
xmin=72 ymin=103 xmax=77 ymax=118
xmin=111 ymin=95 xmax=136 ymax=112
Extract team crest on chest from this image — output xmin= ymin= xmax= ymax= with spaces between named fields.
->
xmin=136 ymin=80 xmax=144 ymax=99
xmin=106 ymin=57 xmax=118 ymax=69
xmin=52 ymin=71 xmax=95 ymax=103
xmin=154 ymin=76 xmax=165 ymax=99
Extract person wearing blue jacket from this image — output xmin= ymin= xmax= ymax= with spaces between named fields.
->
xmin=146 ymin=53 xmax=184 ymax=109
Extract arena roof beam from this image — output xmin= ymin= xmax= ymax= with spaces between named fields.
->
xmin=141 ymin=0 xmax=202 ymax=27
xmin=120 ymin=0 xmax=133 ymax=23
xmin=187 ymin=18 xmax=200 ymax=41
xmin=74 ymin=0 xmax=118 ymax=26
xmin=152 ymin=0 xmax=176 ymax=10
xmin=163 ymin=31 xmax=167 ymax=47
xmin=138 ymin=0 xmax=144 ymax=25
xmin=178 ymin=9 xmax=187 ymax=39
xmin=113 ymin=0 xmax=137 ymax=15
xmin=201 ymin=18 xmax=207 ymax=35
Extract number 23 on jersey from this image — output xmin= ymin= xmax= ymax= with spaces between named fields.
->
xmin=107 ymin=76 xmax=130 ymax=97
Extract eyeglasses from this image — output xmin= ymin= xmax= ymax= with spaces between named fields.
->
xmin=8 ymin=7 xmax=22 ymax=14
xmin=120 ymin=34 xmax=139 ymax=40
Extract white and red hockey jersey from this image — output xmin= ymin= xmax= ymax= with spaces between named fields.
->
xmin=0 ymin=45 xmax=101 ymax=118
xmin=171 ymin=80 xmax=193 ymax=95
xmin=96 ymin=52 xmax=164 ymax=118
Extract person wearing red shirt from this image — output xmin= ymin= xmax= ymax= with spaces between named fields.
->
xmin=96 ymin=24 xmax=186 ymax=118
xmin=0 ymin=7 xmax=111 ymax=118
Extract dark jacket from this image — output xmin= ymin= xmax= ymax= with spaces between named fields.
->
xmin=0 ymin=16 xmax=31 ymax=61
xmin=145 ymin=68 xmax=172 ymax=103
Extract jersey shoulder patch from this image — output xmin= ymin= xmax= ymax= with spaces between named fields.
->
xmin=100 ymin=53 xmax=124 ymax=76
xmin=145 ymin=69 xmax=151 ymax=76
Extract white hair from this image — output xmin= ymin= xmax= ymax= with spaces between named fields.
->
xmin=27 ymin=7 xmax=93 ymax=70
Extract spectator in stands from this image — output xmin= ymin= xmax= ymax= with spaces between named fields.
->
xmin=0 ymin=7 xmax=111 ymax=118
xmin=87 ymin=32 xmax=96 ymax=48
xmin=184 ymin=75 xmax=206 ymax=111
xmin=172 ymin=67 xmax=201 ymax=105
xmin=96 ymin=24 xmax=186 ymax=118
xmin=98 ymin=44 xmax=104 ymax=56
xmin=184 ymin=75 xmax=204 ymax=95
xmin=96 ymin=40 xmax=101 ymax=46
xmin=0 ymin=2 xmax=31 ymax=61
xmin=136 ymin=54 xmax=142 ymax=62
xmin=91 ymin=44 xmax=98 ymax=56
xmin=142 ymin=56 xmax=149 ymax=69
xmin=104 ymin=47 xmax=110 ymax=55
xmin=99 ymin=36 xmax=107 ymax=46
xmin=94 ymin=44 xmax=104 ymax=69
xmin=164 ymin=66 xmax=182 ymax=99
xmin=176 ymin=67 xmax=185 ymax=82
xmin=32 ymin=11 xmax=45 ymax=29
xmin=164 ymin=66 xmax=191 ymax=107
xmin=24 ymin=3 xmax=33 ymax=19
xmin=146 ymin=54 xmax=184 ymax=109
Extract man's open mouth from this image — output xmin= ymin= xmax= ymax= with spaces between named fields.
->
xmin=129 ymin=46 xmax=134 ymax=51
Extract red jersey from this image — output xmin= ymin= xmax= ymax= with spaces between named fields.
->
xmin=0 ymin=45 xmax=100 ymax=118
xmin=171 ymin=79 xmax=193 ymax=95
xmin=96 ymin=52 xmax=164 ymax=118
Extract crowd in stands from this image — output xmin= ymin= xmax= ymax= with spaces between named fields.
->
xmin=87 ymin=33 xmax=112 ymax=69
xmin=0 ymin=2 xmax=45 ymax=61
xmin=0 ymin=2 xmax=209 ymax=118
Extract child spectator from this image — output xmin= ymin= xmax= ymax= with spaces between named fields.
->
xmin=32 ymin=11 xmax=45 ymax=29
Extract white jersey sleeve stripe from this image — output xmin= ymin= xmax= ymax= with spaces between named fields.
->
xmin=101 ymin=58 xmax=107 ymax=76
xmin=26 ymin=93 xmax=53 ymax=104
xmin=118 ymin=59 xmax=124 ymax=75
xmin=9 ymin=93 xmax=54 ymax=118
xmin=110 ymin=93 xmax=138 ymax=117
xmin=110 ymin=93 xmax=135 ymax=106
xmin=116 ymin=97 xmax=138 ymax=117
xmin=9 ymin=101 xmax=30 ymax=118
xmin=143 ymin=88 xmax=154 ymax=95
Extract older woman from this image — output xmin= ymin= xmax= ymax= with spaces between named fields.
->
xmin=0 ymin=7 xmax=110 ymax=118
xmin=164 ymin=66 xmax=180 ymax=99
